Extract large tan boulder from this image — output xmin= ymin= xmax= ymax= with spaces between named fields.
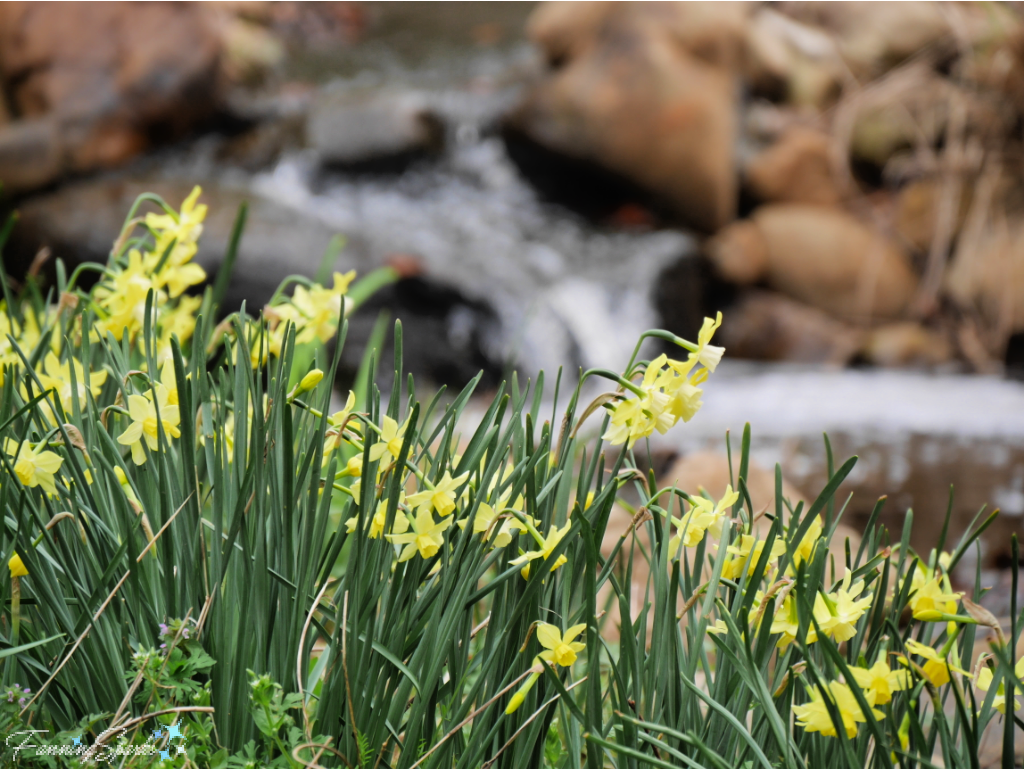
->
xmin=0 ymin=2 xmax=222 ymax=188
xmin=514 ymin=3 xmax=740 ymax=232
xmin=528 ymin=2 xmax=753 ymax=73
xmin=527 ymin=1 xmax=616 ymax=65
xmin=745 ymin=126 xmax=842 ymax=206
xmin=707 ymin=205 xmax=919 ymax=323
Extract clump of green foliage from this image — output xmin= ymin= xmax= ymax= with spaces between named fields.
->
xmin=0 ymin=190 xmax=1019 ymax=768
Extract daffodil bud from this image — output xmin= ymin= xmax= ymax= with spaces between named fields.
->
xmin=505 ymin=671 xmax=540 ymax=714
xmin=297 ymin=369 xmax=324 ymax=394
xmin=346 ymin=456 xmax=362 ymax=477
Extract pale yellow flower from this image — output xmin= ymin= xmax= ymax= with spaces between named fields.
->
xmin=794 ymin=681 xmax=883 ymax=739
xmin=689 ymin=312 xmax=725 ymax=372
xmin=536 ymin=622 xmax=587 ymax=667
xmin=771 ymin=592 xmax=830 ymax=649
xmin=368 ymin=416 xmax=409 ymax=468
xmin=35 ymin=352 xmax=107 ymax=419
xmin=4 ymin=438 xmax=64 ymax=496
xmin=902 ymin=640 xmax=969 ymax=688
xmin=848 ymin=658 xmax=911 ymax=705
xmin=976 ymin=656 xmax=1024 ymax=713
xmin=820 ymin=576 xmax=873 ymax=642
xmin=510 ymin=521 xmax=572 ymax=578
xmin=909 ymin=575 xmax=961 ymax=621
xmin=720 ymin=532 xmax=786 ymax=580
xmin=117 ymin=386 xmax=181 ymax=465
xmin=95 ymin=250 xmax=163 ymax=341
xmin=668 ymin=485 xmax=738 ymax=556
xmin=406 ymin=471 xmax=469 ymax=517
xmin=388 ymin=508 xmax=453 ymax=562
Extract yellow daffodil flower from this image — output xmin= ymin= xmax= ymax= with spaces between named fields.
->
xmin=820 ymin=576 xmax=874 ymax=642
xmin=458 ymin=503 xmax=534 ymax=548
xmin=95 ymin=249 xmax=163 ymax=342
xmin=117 ymin=386 xmax=181 ymax=465
xmin=902 ymin=640 xmax=969 ymax=688
xmin=388 ymin=507 xmax=453 ymax=562
xmin=909 ymin=575 xmax=962 ymax=621
xmin=537 ymin=622 xmax=587 ymax=667
xmin=689 ymin=312 xmax=725 ymax=372
xmin=347 ymin=497 xmax=412 ymax=539
xmin=771 ymin=592 xmax=830 ymax=649
xmin=158 ymin=294 xmax=202 ymax=355
xmin=369 ymin=416 xmax=409 ymax=468
xmin=8 ymin=553 xmax=28 ymax=578
xmin=279 ymin=271 xmax=355 ymax=345
xmin=976 ymin=656 xmax=1024 ymax=713
xmin=35 ymin=352 xmax=107 ymax=419
xmin=407 ymin=471 xmax=469 ymax=517
xmin=668 ymin=485 xmax=738 ymax=556
xmin=506 ymin=621 xmax=588 ymax=714
xmin=4 ymin=438 xmax=64 ymax=496
xmin=511 ymin=521 xmax=572 ymax=578
xmin=323 ymin=391 xmax=358 ymax=467
xmin=794 ymin=680 xmax=883 ymax=739
xmin=604 ymin=353 xmax=706 ymax=449
xmin=848 ymin=658 xmax=911 ymax=705
xmin=721 ymin=532 xmax=786 ymax=580
xmin=707 ymin=619 xmax=730 ymax=635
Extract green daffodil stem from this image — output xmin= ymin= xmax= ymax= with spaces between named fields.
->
xmin=290 ymin=399 xmax=324 ymax=419
xmin=508 ymin=509 xmax=546 ymax=548
xmin=579 ymin=368 xmax=646 ymax=398
xmin=623 ymin=329 xmax=697 ymax=374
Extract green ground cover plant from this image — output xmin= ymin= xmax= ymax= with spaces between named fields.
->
xmin=0 ymin=190 xmax=1020 ymax=768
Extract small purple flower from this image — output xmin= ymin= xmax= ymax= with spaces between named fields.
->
xmin=18 ymin=698 xmax=26 ymax=707
xmin=7 ymin=692 xmax=13 ymax=703
xmin=22 ymin=688 xmax=29 ymax=694
xmin=160 ymin=643 xmax=167 ymax=650
xmin=182 ymin=628 xmax=190 ymax=639
xmin=159 ymin=623 xmax=169 ymax=636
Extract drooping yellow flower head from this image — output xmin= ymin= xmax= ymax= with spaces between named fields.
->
xmin=4 ymin=438 xmax=64 ymax=496
xmin=8 ymin=553 xmax=28 ymax=579
xmin=793 ymin=680 xmax=883 ymax=739
xmin=975 ymin=656 xmax=1023 ymax=713
xmin=902 ymin=640 xmax=969 ymax=688
xmin=510 ymin=521 xmax=572 ymax=579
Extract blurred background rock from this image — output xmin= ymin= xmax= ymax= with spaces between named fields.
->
xmin=1 ymin=1 xmax=1023 ymax=609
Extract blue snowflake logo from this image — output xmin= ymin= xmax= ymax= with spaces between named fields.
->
xmin=150 ymin=723 xmax=186 ymax=761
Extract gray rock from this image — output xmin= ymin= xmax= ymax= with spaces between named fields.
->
xmin=306 ymin=88 xmax=443 ymax=168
